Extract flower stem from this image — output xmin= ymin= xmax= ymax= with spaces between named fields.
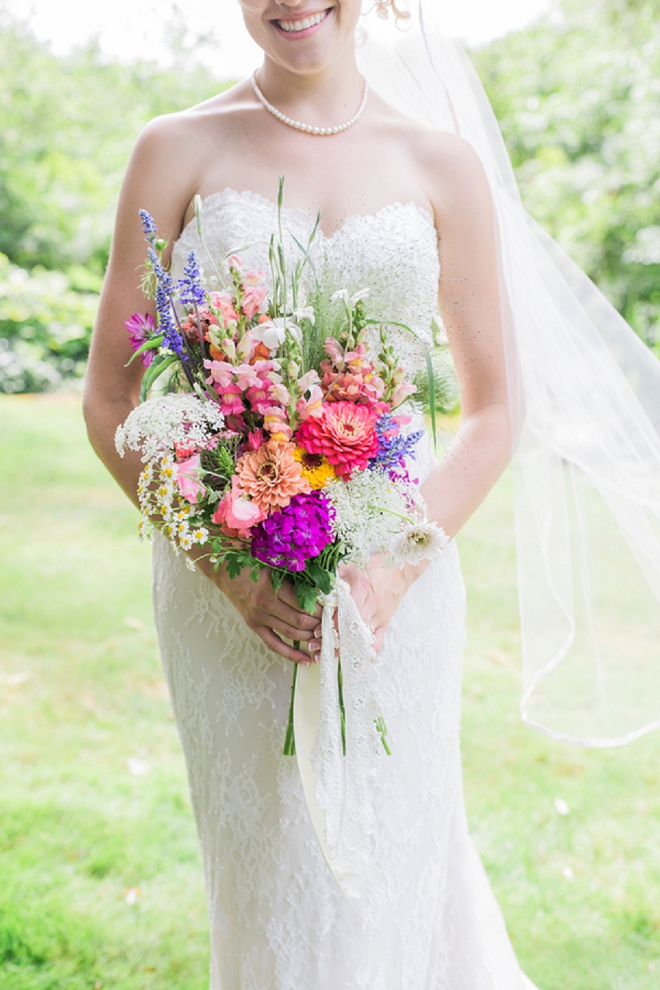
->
xmin=338 ymin=660 xmax=347 ymax=757
xmin=283 ymin=653 xmax=299 ymax=756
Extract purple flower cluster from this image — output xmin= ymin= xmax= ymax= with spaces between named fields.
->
xmin=251 ymin=492 xmax=335 ymax=572
xmin=177 ymin=251 xmax=206 ymax=309
xmin=139 ymin=209 xmax=157 ymax=239
xmin=370 ymin=414 xmax=424 ymax=477
xmin=147 ymin=247 xmax=187 ymax=360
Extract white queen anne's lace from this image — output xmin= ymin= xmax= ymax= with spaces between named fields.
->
xmin=152 ymin=190 xmax=537 ymax=990
xmin=115 ymin=392 xmax=225 ymax=461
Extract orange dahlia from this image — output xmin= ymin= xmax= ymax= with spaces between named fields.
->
xmin=236 ymin=439 xmax=311 ymax=512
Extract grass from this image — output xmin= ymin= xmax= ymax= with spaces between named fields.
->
xmin=1 ymin=394 xmax=660 ymax=989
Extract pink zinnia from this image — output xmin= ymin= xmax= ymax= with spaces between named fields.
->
xmin=125 ymin=312 xmax=156 ymax=366
xmin=296 ymin=401 xmax=379 ymax=480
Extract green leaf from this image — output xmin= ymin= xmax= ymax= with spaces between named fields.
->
xmin=270 ymin=568 xmax=286 ymax=595
xmin=126 ymin=333 xmax=164 ymax=365
xmin=139 ymin=352 xmax=178 ymax=402
xmin=305 ymin=560 xmax=334 ymax=595
xmin=293 ymin=579 xmax=320 ymax=615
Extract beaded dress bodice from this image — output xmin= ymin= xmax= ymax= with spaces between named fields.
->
xmin=171 ymin=187 xmax=440 ymax=377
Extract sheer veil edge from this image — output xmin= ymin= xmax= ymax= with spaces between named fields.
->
xmin=358 ymin=1 xmax=660 ymax=746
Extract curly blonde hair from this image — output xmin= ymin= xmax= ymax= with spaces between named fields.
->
xmin=374 ymin=0 xmax=410 ymax=21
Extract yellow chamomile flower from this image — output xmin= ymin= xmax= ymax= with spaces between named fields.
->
xmin=293 ymin=447 xmax=337 ymax=489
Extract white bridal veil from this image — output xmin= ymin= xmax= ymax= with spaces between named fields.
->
xmin=357 ymin=0 xmax=660 ymax=747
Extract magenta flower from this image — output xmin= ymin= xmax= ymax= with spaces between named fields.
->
xmin=251 ymin=491 xmax=335 ymax=572
xmin=125 ymin=312 xmax=156 ymax=366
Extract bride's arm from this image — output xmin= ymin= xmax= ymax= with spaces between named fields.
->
xmin=338 ymin=135 xmax=510 ymax=653
xmin=84 ymin=117 xmax=320 ymax=665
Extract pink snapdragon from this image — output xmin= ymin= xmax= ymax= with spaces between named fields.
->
xmin=296 ymin=384 xmax=324 ymax=421
xmin=263 ymin=406 xmax=293 ymax=442
xmin=321 ymin=341 xmax=388 ymax=414
xmin=210 ymin=291 xmax=239 ymax=327
xmin=205 ymin=360 xmax=245 ymax=417
xmin=176 ymin=453 xmax=205 ymax=504
xmin=390 ymin=370 xmax=418 ymax=409
xmin=242 ymin=284 xmax=268 ymax=319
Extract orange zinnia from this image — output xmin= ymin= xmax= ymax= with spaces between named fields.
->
xmin=236 ymin=440 xmax=311 ymax=512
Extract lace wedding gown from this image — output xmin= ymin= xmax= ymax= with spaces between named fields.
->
xmin=152 ymin=188 xmax=539 ymax=990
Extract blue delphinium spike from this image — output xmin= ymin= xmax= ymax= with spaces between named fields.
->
xmin=370 ymin=414 xmax=424 ymax=473
xmin=148 ymin=246 xmax=186 ymax=360
xmin=139 ymin=209 xmax=158 ymax=241
xmin=177 ymin=251 xmax=206 ymax=308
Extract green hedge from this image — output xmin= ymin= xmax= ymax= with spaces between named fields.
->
xmin=0 ymin=254 xmax=98 ymax=393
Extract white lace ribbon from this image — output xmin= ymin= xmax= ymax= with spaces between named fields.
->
xmin=293 ymin=577 xmax=383 ymax=924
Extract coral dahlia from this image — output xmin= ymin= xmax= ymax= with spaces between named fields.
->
xmin=236 ymin=439 xmax=310 ymax=512
xmin=296 ymin=401 xmax=379 ymax=480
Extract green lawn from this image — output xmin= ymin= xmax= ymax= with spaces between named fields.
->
xmin=1 ymin=395 xmax=659 ymax=989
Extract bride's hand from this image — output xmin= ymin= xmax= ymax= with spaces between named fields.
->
xmin=193 ymin=551 xmax=321 ymax=665
xmin=335 ymin=556 xmax=424 ymax=655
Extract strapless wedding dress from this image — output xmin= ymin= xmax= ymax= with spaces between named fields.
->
xmin=152 ymin=188 xmax=538 ymax=990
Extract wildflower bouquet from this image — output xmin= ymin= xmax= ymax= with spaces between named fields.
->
xmin=116 ymin=182 xmax=447 ymax=756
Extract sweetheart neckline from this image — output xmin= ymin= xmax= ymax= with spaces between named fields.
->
xmin=176 ymin=186 xmax=437 ymax=246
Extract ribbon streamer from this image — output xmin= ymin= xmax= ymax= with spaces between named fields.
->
xmin=293 ymin=578 xmax=384 ymax=924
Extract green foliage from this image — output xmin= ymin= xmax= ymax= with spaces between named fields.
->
xmin=0 ymin=9 xmax=226 ymax=275
xmin=473 ymin=0 xmax=660 ymax=351
xmin=0 ymin=253 xmax=98 ymax=393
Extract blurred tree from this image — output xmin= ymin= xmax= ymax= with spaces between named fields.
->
xmin=474 ymin=0 xmax=660 ymax=350
xmin=0 ymin=7 xmax=226 ymax=276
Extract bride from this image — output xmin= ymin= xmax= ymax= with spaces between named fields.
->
xmin=83 ymin=0 xmax=660 ymax=986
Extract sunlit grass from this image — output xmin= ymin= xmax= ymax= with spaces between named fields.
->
xmin=1 ymin=395 xmax=659 ymax=989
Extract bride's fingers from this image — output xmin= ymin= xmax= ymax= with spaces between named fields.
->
xmin=268 ymin=617 xmax=317 ymax=644
xmin=263 ymin=596 xmax=321 ymax=634
xmin=255 ymin=626 xmax=312 ymax=665
xmin=275 ymin=581 xmax=323 ymax=620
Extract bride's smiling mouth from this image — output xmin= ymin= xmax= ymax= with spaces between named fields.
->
xmin=272 ymin=7 xmax=333 ymax=38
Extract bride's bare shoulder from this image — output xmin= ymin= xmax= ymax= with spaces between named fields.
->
xmin=131 ymin=80 xmax=256 ymax=162
xmin=373 ymin=96 xmax=490 ymax=216
xmin=410 ymin=128 xmax=491 ymax=218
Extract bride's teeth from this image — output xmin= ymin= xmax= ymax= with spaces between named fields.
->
xmin=278 ymin=10 xmax=327 ymax=32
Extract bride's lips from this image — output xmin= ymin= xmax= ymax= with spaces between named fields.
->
xmin=271 ymin=7 xmax=333 ymax=39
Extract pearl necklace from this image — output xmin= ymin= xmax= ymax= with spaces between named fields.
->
xmin=251 ymin=73 xmax=369 ymax=136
